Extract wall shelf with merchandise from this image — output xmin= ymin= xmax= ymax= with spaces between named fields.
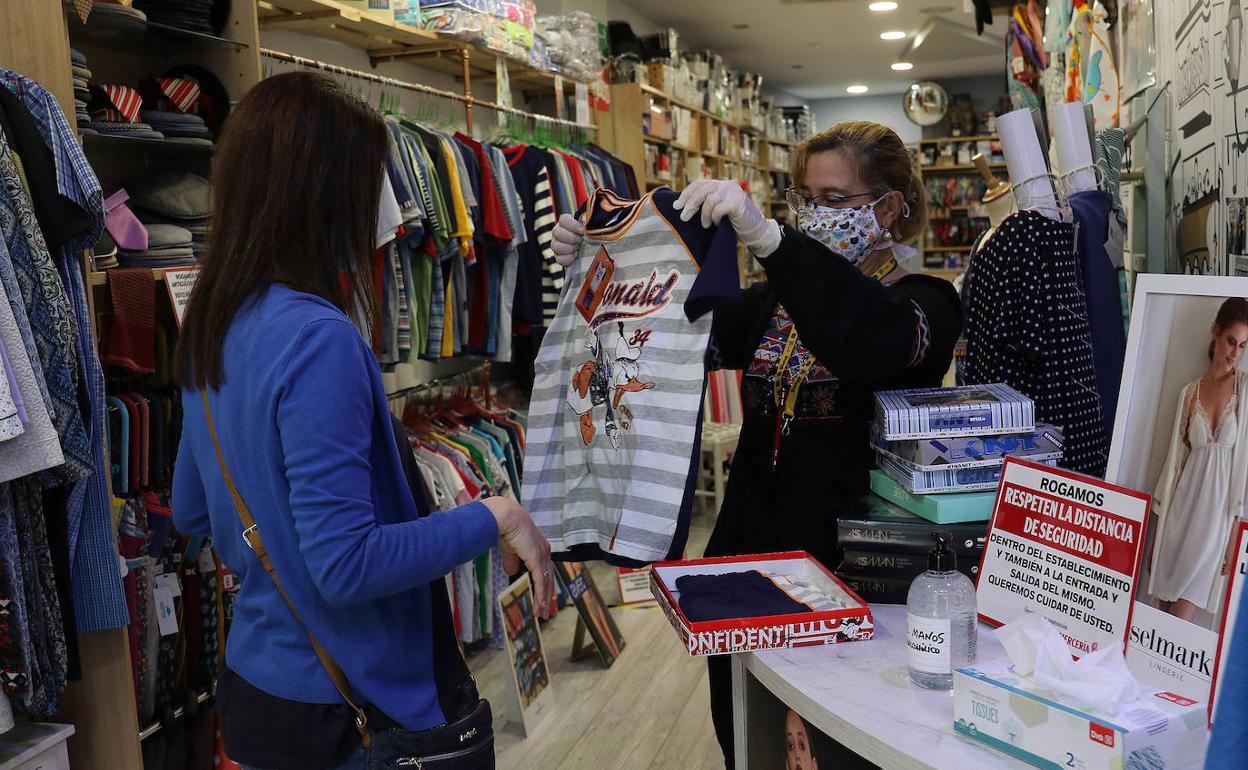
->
xmin=601 ymin=81 xmax=809 ymax=286
xmin=914 ymin=135 xmax=1003 ymax=274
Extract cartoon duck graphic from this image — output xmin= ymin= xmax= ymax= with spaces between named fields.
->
xmin=568 ymin=321 xmax=655 ymax=449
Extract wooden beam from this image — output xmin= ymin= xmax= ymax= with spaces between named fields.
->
xmin=61 ymin=629 xmax=143 ymax=770
xmin=368 ymin=43 xmax=461 ymax=58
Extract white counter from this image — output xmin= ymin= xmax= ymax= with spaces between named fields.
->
xmin=731 ymin=603 xmax=1029 ymax=770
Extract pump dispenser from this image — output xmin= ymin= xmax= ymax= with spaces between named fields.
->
xmin=906 ymin=533 xmax=978 ymax=690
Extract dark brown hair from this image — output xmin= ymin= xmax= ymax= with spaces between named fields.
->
xmin=791 ymin=120 xmax=928 ymax=243
xmin=175 ymin=71 xmax=388 ymax=389
xmin=1209 ymin=297 xmax=1248 ymax=359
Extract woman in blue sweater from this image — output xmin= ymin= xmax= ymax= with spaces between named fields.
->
xmin=171 ymin=72 xmax=553 ymax=770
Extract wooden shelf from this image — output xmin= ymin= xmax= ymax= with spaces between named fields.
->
xmin=257 ymin=0 xmax=574 ymax=92
xmin=920 ymin=163 xmax=1007 ymax=174
xmin=69 ymin=17 xmax=250 ymax=51
xmin=643 ymin=135 xmax=698 ymax=153
xmin=88 ymin=268 xmax=171 ymax=286
xmin=82 ymin=132 xmax=215 ymax=157
xmin=739 ymin=124 xmax=764 ymax=136
xmin=924 ymin=245 xmax=975 ymax=252
xmin=919 ymin=135 xmax=1000 ymax=145
xmin=767 ymin=138 xmax=797 ymax=147
xmin=638 ymin=83 xmax=708 ymax=116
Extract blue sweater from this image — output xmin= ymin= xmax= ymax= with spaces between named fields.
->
xmin=172 ymin=284 xmax=498 ymax=729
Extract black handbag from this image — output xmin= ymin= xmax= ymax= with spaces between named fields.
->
xmin=201 ymin=392 xmax=495 ymax=769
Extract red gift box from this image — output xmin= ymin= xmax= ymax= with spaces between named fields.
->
xmin=650 ymin=551 xmax=875 ymax=656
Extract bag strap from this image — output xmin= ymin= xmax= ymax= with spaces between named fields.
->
xmin=200 ymin=391 xmax=372 ymax=748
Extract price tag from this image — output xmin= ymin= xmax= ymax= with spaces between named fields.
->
xmin=154 ymin=586 xmax=179 ymax=637
xmin=197 ymin=548 xmax=217 ymax=575
xmin=575 ymin=82 xmax=590 ymax=127
xmin=155 ymin=572 xmax=182 ymax=598
xmin=221 ymin=566 xmax=240 ymax=593
xmin=496 ymin=54 xmax=513 ymax=129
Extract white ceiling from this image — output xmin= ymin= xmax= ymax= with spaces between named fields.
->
xmin=615 ymin=0 xmax=1005 ymax=101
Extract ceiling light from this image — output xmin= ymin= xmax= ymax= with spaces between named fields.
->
xmin=880 ymin=30 xmax=907 ymax=40
xmin=847 ymin=85 xmax=870 ymax=94
xmin=891 ymin=61 xmax=914 ymax=71
xmin=869 ymin=1 xmax=899 ymax=11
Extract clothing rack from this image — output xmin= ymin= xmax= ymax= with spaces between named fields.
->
xmin=388 ymin=361 xmax=494 ymax=410
xmin=260 ymin=48 xmax=597 ymax=137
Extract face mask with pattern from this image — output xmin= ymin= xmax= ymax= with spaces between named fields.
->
xmin=796 ymin=194 xmax=889 ymax=265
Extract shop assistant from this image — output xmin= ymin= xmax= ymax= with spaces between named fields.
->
xmin=553 ymin=120 xmax=964 ymax=767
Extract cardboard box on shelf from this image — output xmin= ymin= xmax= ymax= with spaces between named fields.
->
xmin=647 ymin=63 xmax=673 ymax=93
xmin=646 ymin=111 xmax=672 ymax=140
xmin=953 ymin=661 xmax=1208 ymax=770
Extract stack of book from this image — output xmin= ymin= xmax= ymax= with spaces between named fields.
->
xmin=836 ymin=495 xmax=987 ymax=604
xmin=869 ymin=384 xmax=1063 ymax=524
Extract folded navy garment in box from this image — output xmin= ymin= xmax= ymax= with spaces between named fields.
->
xmin=675 ymin=570 xmax=813 ymax=622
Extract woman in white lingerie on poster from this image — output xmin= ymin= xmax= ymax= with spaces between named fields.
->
xmin=1151 ymin=298 xmax=1248 ymax=621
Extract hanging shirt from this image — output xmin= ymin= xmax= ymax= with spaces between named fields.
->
xmin=502 ymin=144 xmax=561 ymax=330
xmin=523 ymin=187 xmax=739 ymax=565
xmin=1069 ymin=190 xmax=1126 ymax=444
xmin=963 ymin=210 xmax=1109 ymax=476
xmin=485 ymin=144 xmax=525 ymax=362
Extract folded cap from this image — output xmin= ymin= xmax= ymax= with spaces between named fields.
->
xmin=140 ymin=223 xmax=194 ymax=250
xmin=129 ymin=172 xmax=211 ymax=219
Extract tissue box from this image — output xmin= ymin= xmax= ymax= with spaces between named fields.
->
xmin=953 ymin=661 xmax=1208 ymax=770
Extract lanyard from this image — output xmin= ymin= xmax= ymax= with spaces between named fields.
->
xmin=768 ymin=255 xmax=894 ymax=472
xmin=870 ymin=254 xmax=898 ymax=282
xmin=771 ymin=325 xmax=817 ymax=471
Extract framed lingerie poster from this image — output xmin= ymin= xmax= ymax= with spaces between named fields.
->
xmin=1106 ymin=274 xmax=1248 ymax=706
xmin=554 ymin=562 xmax=626 ymax=667
xmin=499 ymin=573 xmax=554 ymax=736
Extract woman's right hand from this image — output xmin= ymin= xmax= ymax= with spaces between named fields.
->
xmin=553 ymin=214 xmax=584 ymax=268
xmin=483 ymin=497 xmax=556 ymax=618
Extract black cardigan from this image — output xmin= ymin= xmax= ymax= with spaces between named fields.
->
xmin=705 ymin=225 xmax=963 ymax=568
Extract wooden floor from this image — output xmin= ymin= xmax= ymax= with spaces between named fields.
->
xmin=468 ymin=513 xmax=724 ymax=770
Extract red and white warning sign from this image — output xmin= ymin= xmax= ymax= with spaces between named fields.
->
xmin=977 ymin=458 xmax=1151 ymax=658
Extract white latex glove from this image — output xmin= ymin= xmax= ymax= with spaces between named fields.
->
xmin=673 ymin=179 xmax=782 ymax=258
xmin=552 ymin=213 xmax=584 ymax=268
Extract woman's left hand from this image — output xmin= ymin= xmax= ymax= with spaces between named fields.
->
xmin=673 ymin=180 xmax=781 ymax=257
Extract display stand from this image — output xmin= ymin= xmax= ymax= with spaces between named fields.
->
xmin=570 ymin=617 xmax=596 ymax=662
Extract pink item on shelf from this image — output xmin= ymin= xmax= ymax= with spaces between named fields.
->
xmin=104 ymin=189 xmax=148 ymax=251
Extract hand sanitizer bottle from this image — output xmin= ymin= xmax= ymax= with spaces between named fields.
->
xmin=907 ymin=533 xmax=977 ymax=690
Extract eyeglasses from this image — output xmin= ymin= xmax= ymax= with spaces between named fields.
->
xmin=785 ymin=188 xmax=877 ymax=213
